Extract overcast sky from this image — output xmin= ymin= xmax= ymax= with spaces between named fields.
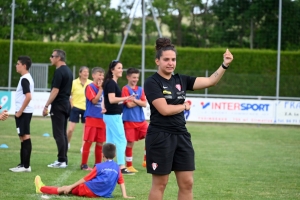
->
xmin=110 ymin=0 xmax=212 ymax=17
xmin=110 ymin=0 xmax=143 ymax=17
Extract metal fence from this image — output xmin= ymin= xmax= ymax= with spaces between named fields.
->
xmin=29 ymin=63 xmax=49 ymax=92
xmin=1 ymin=65 xmax=299 ymax=101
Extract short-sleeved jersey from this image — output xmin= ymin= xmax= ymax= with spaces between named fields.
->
xmin=71 ymin=78 xmax=92 ymax=110
xmin=84 ymin=160 xmax=124 ymax=198
xmin=144 ymin=73 xmax=196 ymax=133
xmin=51 ymin=65 xmax=73 ymax=106
xmin=103 ymin=79 xmax=122 ymax=114
xmin=15 ymin=73 xmax=34 ymax=113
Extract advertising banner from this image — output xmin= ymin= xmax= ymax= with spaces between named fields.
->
xmin=275 ymin=101 xmax=300 ymax=125
xmin=0 ymin=91 xmax=50 ymax=116
xmin=2 ymin=91 xmax=299 ymax=125
xmin=183 ymin=98 xmax=276 ymax=124
xmin=0 ymin=91 xmax=12 ymax=112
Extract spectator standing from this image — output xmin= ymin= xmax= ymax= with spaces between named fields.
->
xmin=67 ymin=66 xmax=92 ymax=152
xmin=43 ymin=49 xmax=73 ymax=168
xmin=102 ymin=60 xmax=135 ymax=175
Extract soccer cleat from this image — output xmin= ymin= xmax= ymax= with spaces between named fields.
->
xmin=34 ymin=175 xmax=45 ymax=193
xmin=142 ymin=161 xmax=146 ymax=168
xmin=11 ymin=166 xmax=31 ymax=172
xmin=127 ymin=166 xmax=138 ymax=173
xmin=47 ymin=161 xmax=67 ymax=168
xmin=9 ymin=164 xmax=24 ymax=171
xmin=121 ymin=168 xmax=135 ymax=175
xmin=81 ymin=164 xmax=93 ymax=171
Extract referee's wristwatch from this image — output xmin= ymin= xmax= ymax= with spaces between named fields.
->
xmin=222 ymin=63 xmax=229 ymax=69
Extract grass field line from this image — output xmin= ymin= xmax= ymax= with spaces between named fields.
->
xmin=50 ymin=167 xmax=76 ymax=186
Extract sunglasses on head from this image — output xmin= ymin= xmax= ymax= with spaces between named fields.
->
xmin=110 ymin=60 xmax=119 ymax=67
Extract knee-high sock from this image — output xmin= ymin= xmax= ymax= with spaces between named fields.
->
xmin=81 ymin=141 xmax=92 ymax=165
xmin=20 ymin=142 xmax=24 ymax=166
xmin=95 ymin=144 xmax=102 ymax=164
xmin=41 ymin=186 xmax=59 ymax=195
xmin=23 ymin=139 xmax=32 ymax=168
xmin=126 ymin=147 xmax=133 ymax=167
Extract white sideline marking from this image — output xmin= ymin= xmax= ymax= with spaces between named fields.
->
xmin=51 ymin=165 xmax=77 ymax=186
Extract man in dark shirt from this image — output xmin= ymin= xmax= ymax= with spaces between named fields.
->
xmin=43 ymin=49 xmax=73 ymax=168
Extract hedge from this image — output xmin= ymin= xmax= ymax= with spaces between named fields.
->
xmin=0 ymin=40 xmax=299 ymax=97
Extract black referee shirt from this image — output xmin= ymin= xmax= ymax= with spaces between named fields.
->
xmin=144 ymin=73 xmax=196 ymax=133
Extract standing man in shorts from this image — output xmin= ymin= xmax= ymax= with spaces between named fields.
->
xmin=122 ymin=68 xmax=148 ymax=173
xmin=81 ymin=67 xmax=106 ymax=170
xmin=9 ymin=56 xmax=34 ymax=172
xmin=43 ymin=49 xmax=73 ymax=168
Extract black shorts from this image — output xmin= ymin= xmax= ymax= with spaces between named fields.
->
xmin=69 ymin=107 xmax=86 ymax=123
xmin=145 ymin=131 xmax=195 ymax=175
xmin=15 ymin=113 xmax=32 ymax=136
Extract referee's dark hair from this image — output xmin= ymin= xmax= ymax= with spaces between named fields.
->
xmin=18 ymin=56 xmax=32 ymax=70
xmin=102 ymin=143 xmax=116 ymax=159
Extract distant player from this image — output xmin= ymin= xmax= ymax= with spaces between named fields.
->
xmin=80 ymin=67 xmax=106 ymax=170
xmin=9 ymin=56 xmax=34 ymax=172
xmin=122 ymin=68 xmax=148 ymax=172
xmin=34 ymin=143 xmax=134 ymax=198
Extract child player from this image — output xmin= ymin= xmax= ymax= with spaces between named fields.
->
xmin=122 ymin=68 xmax=148 ymax=172
xmin=34 ymin=143 xmax=134 ymax=198
xmin=9 ymin=56 xmax=34 ymax=172
xmin=80 ymin=67 xmax=106 ymax=170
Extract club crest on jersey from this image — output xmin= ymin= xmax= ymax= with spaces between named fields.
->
xmin=152 ymin=162 xmax=158 ymax=170
xmin=175 ymin=84 xmax=181 ymax=91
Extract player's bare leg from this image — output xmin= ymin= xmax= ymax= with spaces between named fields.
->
xmin=67 ymin=122 xmax=76 ymax=148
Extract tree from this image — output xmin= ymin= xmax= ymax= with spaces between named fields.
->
xmin=210 ymin=0 xmax=300 ymax=50
xmin=64 ymin=0 xmax=125 ymax=43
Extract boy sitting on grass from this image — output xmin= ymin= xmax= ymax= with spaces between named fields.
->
xmin=34 ymin=143 xmax=134 ymax=198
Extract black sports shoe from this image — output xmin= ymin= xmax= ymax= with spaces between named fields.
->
xmin=121 ymin=168 xmax=135 ymax=175
xmin=81 ymin=164 xmax=93 ymax=171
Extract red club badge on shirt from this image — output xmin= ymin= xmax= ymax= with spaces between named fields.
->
xmin=175 ymin=84 xmax=181 ymax=91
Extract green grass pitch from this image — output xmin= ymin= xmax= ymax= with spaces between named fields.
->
xmin=0 ymin=117 xmax=299 ymax=199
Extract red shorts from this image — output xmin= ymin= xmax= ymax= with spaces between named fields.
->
xmin=124 ymin=121 xmax=148 ymax=142
xmin=72 ymin=183 xmax=98 ymax=197
xmin=84 ymin=126 xmax=106 ymax=143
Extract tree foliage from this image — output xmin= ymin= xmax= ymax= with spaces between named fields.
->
xmin=0 ymin=0 xmax=299 ymax=50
